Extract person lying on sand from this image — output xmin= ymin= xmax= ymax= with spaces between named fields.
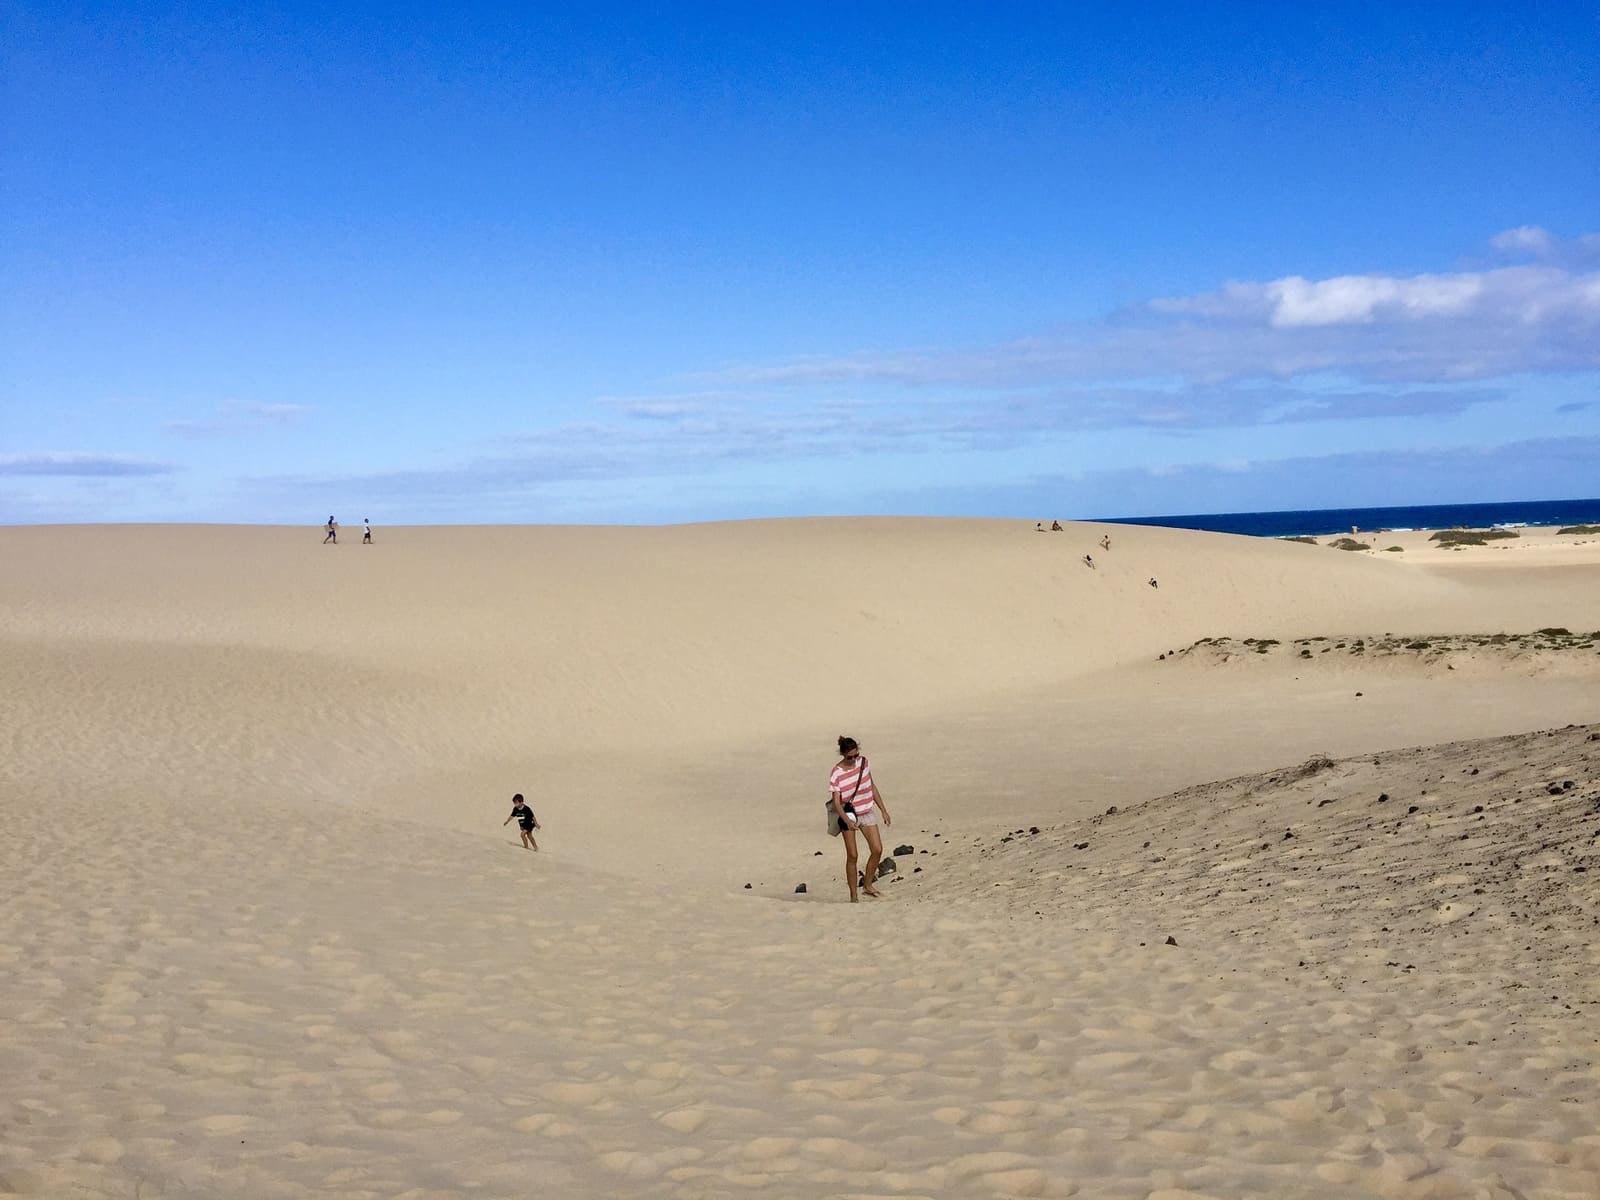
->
xmin=829 ymin=736 xmax=891 ymax=902
xmin=502 ymin=793 xmax=540 ymax=850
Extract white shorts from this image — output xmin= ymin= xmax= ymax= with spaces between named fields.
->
xmin=850 ymin=808 xmax=880 ymax=828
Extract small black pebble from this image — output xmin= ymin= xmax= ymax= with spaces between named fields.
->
xmin=1164 ymin=936 xmax=1178 ymax=946
xmin=744 ymin=883 xmax=752 ymax=889
xmin=794 ymin=883 xmax=807 ymax=894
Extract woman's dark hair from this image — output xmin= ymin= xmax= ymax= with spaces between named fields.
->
xmin=837 ymin=735 xmax=858 ymax=755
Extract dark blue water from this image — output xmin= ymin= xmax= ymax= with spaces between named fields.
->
xmin=1099 ymin=498 xmax=1600 ymax=539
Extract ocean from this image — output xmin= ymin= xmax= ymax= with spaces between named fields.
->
xmin=1099 ymin=497 xmax=1600 ymax=539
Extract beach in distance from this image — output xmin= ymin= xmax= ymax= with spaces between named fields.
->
xmin=3 ymin=517 xmax=1598 ymax=1199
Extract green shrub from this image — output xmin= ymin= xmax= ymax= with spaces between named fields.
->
xmin=1285 ymin=535 xmax=1318 ymax=545
xmin=1429 ymin=528 xmax=1519 ymax=546
xmin=1557 ymin=525 xmax=1600 ymax=536
xmin=1383 ymin=545 xmax=1404 ymax=552
xmin=1330 ymin=537 xmax=1370 ymax=551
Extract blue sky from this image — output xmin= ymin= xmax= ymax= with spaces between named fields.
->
xmin=3 ymin=2 xmax=1597 ymax=525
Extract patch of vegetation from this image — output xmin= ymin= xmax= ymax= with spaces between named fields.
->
xmin=1556 ymin=525 xmax=1600 ymax=536
xmin=1406 ymin=641 xmax=1431 ymax=650
xmin=1429 ymin=528 xmax=1520 ymax=546
xmin=1536 ymin=627 xmax=1572 ymax=637
xmin=1285 ymin=535 xmax=1319 ymax=544
xmin=1383 ymin=545 xmax=1404 ymax=552
xmin=1330 ymin=537 xmax=1370 ymax=551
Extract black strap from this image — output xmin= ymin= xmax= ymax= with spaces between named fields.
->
xmin=827 ymin=755 xmax=869 ymax=812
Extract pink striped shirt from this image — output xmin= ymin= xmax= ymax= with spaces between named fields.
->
xmin=828 ymin=757 xmax=876 ymax=816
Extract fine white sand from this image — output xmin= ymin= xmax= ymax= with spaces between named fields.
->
xmin=2 ymin=519 xmax=1597 ymax=1198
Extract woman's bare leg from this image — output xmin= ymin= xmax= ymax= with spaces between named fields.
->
xmin=861 ymin=824 xmax=884 ymax=896
xmin=841 ymin=828 xmax=860 ymax=902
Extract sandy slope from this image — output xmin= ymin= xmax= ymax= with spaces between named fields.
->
xmin=2 ymin=519 xmax=1598 ymax=1198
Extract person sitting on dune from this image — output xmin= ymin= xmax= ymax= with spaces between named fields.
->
xmin=1051 ymin=520 xmax=1063 ymax=531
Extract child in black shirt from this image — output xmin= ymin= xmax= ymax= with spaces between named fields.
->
xmin=502 ymin=793 xmax=540 ymax=850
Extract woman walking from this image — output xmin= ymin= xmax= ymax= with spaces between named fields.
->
xmin=829 ymin=735 xmax=891 ymax=902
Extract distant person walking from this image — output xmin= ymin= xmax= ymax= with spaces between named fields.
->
xmin=1083 ymin=554 xmax=1095 ymax=569
xmin=1148 ymin=577 xmax=1159 ymax=589
xmin=323 ymin=516 xmax=337 ymax=544
xmin=363 ymin=518 xmax=373 ymax=545
xmin=1099 ymin=534 xmax=1111 ymax=551
xmin=829 ymin=735 xmax=891 ymax=903
xmin=502 ymin=793 xmax=540 ymax=850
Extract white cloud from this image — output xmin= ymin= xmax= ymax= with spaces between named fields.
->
xmin=1490 ymin=225 xmax=1558 ymax=257
xmin=1490 ymin=225 xmax=1600 ymax=267
xmin=164 ymin=401 xmax=311 ymax=438
xmin=708 ymin=242 xmax=1599 ymax=388
xmin=1150 ymin=266 xmax=1589 ymax=330
xmin=0 ymin=452 xmax=178 ymax=477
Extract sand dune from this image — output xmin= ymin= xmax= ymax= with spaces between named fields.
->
xmin=2 ymin=518 xmax=1598 ymax=1197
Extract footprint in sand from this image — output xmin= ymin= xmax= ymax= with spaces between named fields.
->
xmin=800 ymin=1137 xmax=887 ymax=1170
xmin=599 ymin=1149 xmax=663 ymax=1180
xmin=77 ymin=1136 xmax=125 ymax=1164
xmin=655 ymin=1107 xmax=708 ymax=1134
xmin=193 ymin=1114 xmax=255 ymax=1135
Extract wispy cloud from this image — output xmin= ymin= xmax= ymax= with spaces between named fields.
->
xmin=164 ymin=401 xmax=311 ymax=438
xmin=178 ymin=230 xmax=1600 ymax=524
xmin=708 ymin=230 xmax=1600 ymax=389
xmin=1490 ymin=225 xmax=1600 ymax=268
xmin=0 ymin=452 xmax=179 ymax=477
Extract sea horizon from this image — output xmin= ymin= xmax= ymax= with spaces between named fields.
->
xmin=1097 ymin=497 xmax=1600 ymax=539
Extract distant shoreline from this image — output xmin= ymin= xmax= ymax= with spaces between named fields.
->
xmin=1098 ymin=497 xmax=1600 ymax=539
